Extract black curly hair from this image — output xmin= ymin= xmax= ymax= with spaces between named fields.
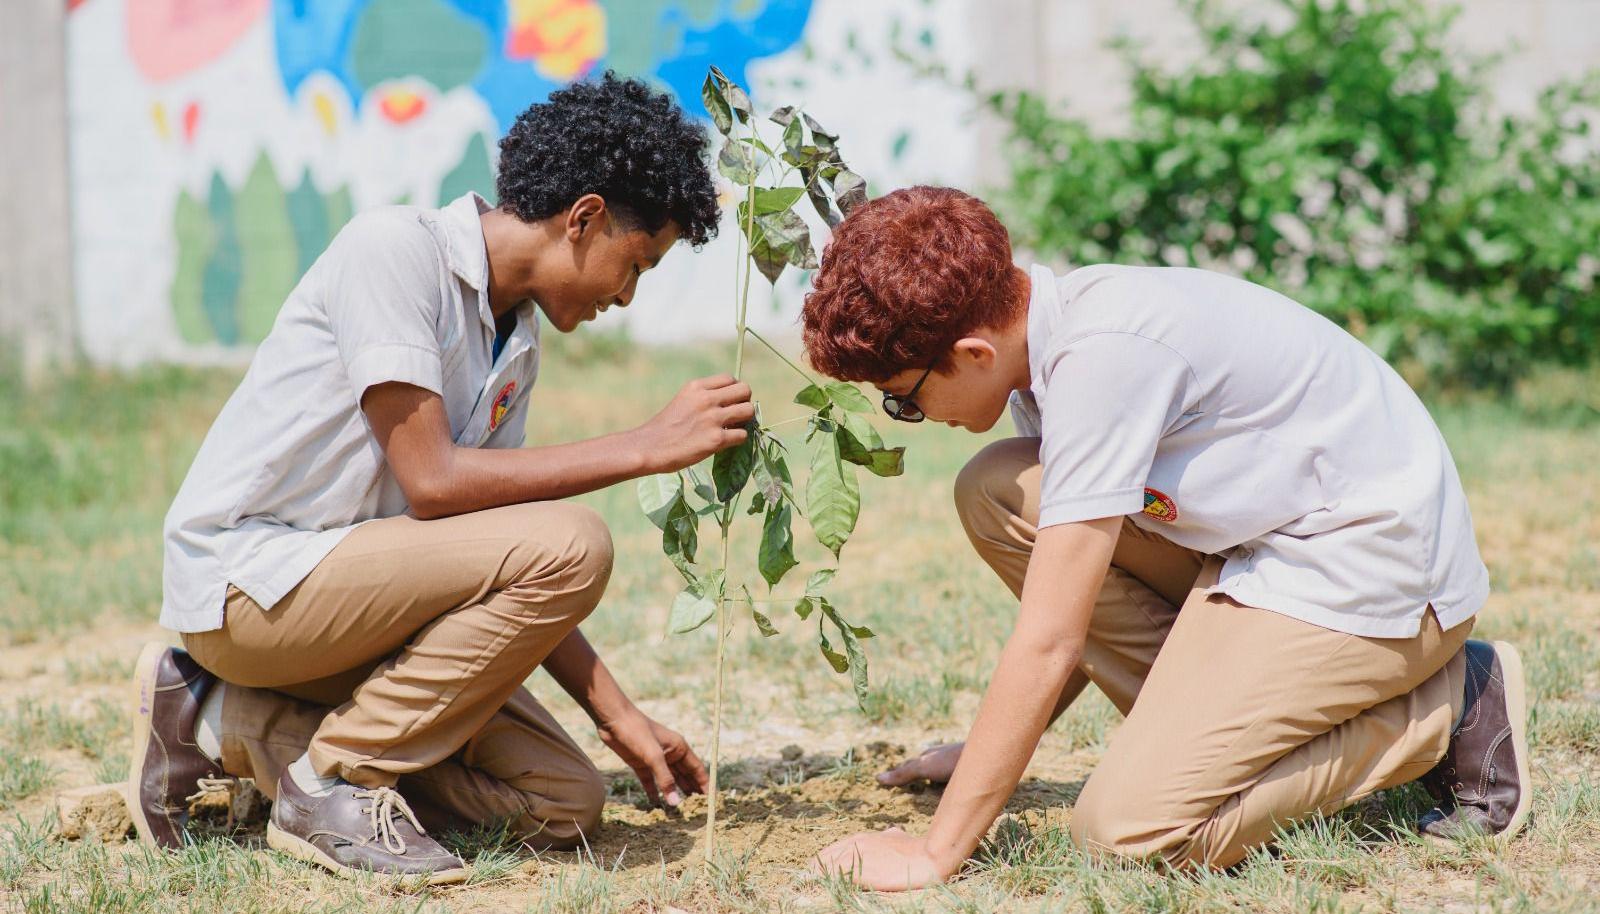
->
xmin=496 ymin=72 xmax=720 ymax=247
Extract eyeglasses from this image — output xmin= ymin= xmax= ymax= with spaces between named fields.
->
xmin=881 ymin=359 xmax=936 ymax=423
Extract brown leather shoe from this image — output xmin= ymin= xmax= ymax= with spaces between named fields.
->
xmin=1417 ymin=639 xmax=1532 ymax=844
xmin=266 ymin=772 xmax=469 ymax=885
xmin=125 ymin=643 xmax=232 ymax=848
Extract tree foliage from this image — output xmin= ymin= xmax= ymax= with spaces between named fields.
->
xmin=986 ymin=0 xmax=1600 ymax=387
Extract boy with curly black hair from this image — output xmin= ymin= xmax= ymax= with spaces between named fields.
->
xmin=130 ymin=74 xmax=746 ymax=884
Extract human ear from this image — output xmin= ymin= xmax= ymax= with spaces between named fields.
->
xmin=952 ymin=336 xmax=998 ymax=369
xmin=565 ymin=193 xmax=609 ymax=242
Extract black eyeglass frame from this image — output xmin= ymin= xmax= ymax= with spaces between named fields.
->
xmin=882 ymin=359 xmax=937 ymax=423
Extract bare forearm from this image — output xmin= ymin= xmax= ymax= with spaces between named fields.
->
xmin=413 ymin=430 xmax=652 ymax=518
xmin=542 ymin=629 xmax=636 ymax=725
xmin=925 ymin=638 xmax=1079 ymax=865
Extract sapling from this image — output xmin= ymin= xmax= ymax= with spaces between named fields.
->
xmin=635 ymin=66 xmax=905 ymax=864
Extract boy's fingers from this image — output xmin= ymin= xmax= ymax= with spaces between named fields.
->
xmin=632 ymin=765 xmax=661 ymax=805
xmin=876 ymin=758 xmax=922 ymax=787
xmin=713 ymin=381 xmax=754 ymax=406
xmin=647 ymin=755 xmax=684 ymax=807
xmin=723 ymin=402 xmax=757 ymax=425
xmin=674 ymin=745 xmax=711 ymax=792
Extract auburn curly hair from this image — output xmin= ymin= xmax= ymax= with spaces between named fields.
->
xmin=496 ymin=72 xmax=720 ymax=246
xmin=802 ymin=186 xmax=1027 ymax=383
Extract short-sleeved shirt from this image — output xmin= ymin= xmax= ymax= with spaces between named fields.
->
xmin=1011 ymin=263 xmax=1488 ymax=638
xmin=160 ymin=193 xmax=540 ymax=634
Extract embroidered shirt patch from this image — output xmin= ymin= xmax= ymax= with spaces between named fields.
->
xmin=489 ymin=381 xmax=516 ymax=431
xmin=1142 ymin=487 xmax=1178 ymax=523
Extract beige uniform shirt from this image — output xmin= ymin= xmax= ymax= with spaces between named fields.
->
xmin=161 ymin=193 xmax=539 ymax=633
xmin=1011 ymin=263 xmax=1488 ymax=639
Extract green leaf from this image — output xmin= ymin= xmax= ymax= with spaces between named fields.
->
xmin=668 ymin=570 xmax=724 ymax=634
xmin=739 ymin=207 xmax=815 ymax=282
xmin=802 ymin=165 xmax=842 ymax=228
xmin=752 ymin=186 xmax=806 ymax=214
xmin=738 ymin=135 xmax=774 ymax=157
xmin=824 ymin=382 xmax=874 ymax=414
xmin=758 ymin=501 xmax=798 ymax=587
xmin=818 ymin=627 xmax=849 ymax=673
xmin=821 ymin=599 xmax=871 ymax=708
xmin=637 ymin=474 xmax=683 ymax=529
xmin=837 ymin=412 xmax=906 ymax=477
xmin=747 ymin=490 xmax=767 ymax=515
xmin=718 ymin=138 xmax=760 ymax=184
xmin=711 ymin=421 xmax=758 ymax=502
xmin=803 ymin=113 xmax=839 ymax=155
xmin=805 ymin=568 xmax=835 ymax=596
xmin=782 ymin=116 xmax=804 ymax=158
xmin=725 ymin=83 xmax=754 ymax=125
xmin=753 ymin=440 xmax=795 ymax=507
xmin=806 ymin=429 xmax=861 ymax=558
xmin=662 ymin=497 xmax=699 ymax=573
xmin=794 ymin=595 xmax=818 ymax=620
xmin=701 ymin=69 xmax=732 ymax=136
xmin=794 ymin=384 xmax=829 ymax=410
xmin=769 ymin=105 xmax=797 ymax=127
xmin=830 ymin=168 xmax=868 ymax=215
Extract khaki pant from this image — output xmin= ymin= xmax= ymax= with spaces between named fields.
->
xmin=955 ymin=438 xmax=1471 ymax=868
xmin=183 ymin=501 xmax=614 ymax=849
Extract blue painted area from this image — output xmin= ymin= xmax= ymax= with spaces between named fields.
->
xmin=269 ymin=0 xmax=812 ymax=134
xmin=651 ymin=0 xmax=812 ymax=115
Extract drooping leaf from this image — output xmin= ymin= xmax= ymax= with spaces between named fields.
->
xmin=837 ymin=412 xmax=906 ymax=477
xmin=818 ymin=626 xmax=849 ymax=673
xmin=725 ymin=83 xmax=754 ymax=125
xmin=805 ymin=568 xmax=836 ymax=596
xmin=701 ymin=71 xmax=732 ymax=136
xmin=794 ymin=595 xmax=818 ymax=620
xmin=757 ymin=501 xmax=798 ymax=587
xmin=739 ymin=135 xmax=774 ymax=157
xmin=753 ymin=440 xmax=795 ymax=507
xmin=662 ymin=497 xmax=699 ymax=574
xmin=769 ymin=105 xmax=797 ymax=127
xmin=806 ymin=429 xmax=861 ymax=558
xmin=803 ymin=112 xmax=839 ymax=156
xmin=711 ymin=421 xmax=758 ymax=503
xmin=794 ymin=384 xmax=829 ymax=410
xmin=821 ymin=598 xmax=871 ymax=707
xmin=781 ymin=116 xmax=804 ymax=159
xmin=752 ymin=186 xmax=806 ymax=214
xmin=751 ymin=608 xmax=780 ymax=637
xmin=802 ymin=165 xmax=842 ymax=228
xmin=825 ymin=382 xmax=874 ymax=414
xmin=718 ymin=137 xmax=760 ymax=184
xmin=830 ymin=168 xmax=868 ymax=216
xmin=637 ymin=474 xmax=683 ymax=529
xmin=668 ymin=570 xmax=724 ymax=634
xmin=747 ymin=490 xmax=767 ymax=515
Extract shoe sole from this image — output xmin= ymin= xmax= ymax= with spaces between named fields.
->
xmin=1492 ymin=639 xmax=1534 ymax=846
xmin=266 ymin=821 xmax=470 ymax=887
xmin=124 ymin=642 xmax=169 ymax=848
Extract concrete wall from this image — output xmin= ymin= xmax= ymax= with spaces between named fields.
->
xmin=31 ymin=0 xmax=1600 ymax=365
xmin=0 ymin=0 xmax=77 ymax=379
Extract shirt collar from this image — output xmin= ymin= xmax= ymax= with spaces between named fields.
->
xmin=1025 ymin=263 xmax=1057 ymax=389
xmin=439 ymin=192 xmax=497 ymax=331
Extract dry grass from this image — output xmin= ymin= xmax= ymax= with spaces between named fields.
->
xmin=0 ymin=334 xmax=1596 ymax=912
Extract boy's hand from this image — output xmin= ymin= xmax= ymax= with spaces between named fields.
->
xmin=877 ymin=742 xmax=964 ymax=787
xmin=634 ymin=375 xmax=755 ymax=474
xmin=596 ymin=707 xmax=710 ymax=809
xmin=812 ymin=826 xmax=954 ymax=891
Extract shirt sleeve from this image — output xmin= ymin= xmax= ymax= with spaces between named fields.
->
xmin=1009 ymin=389 xmax=1042 ymax=437
xmin=321 ymin=212 xmax=447 ymax=403
xmin=1036 ymin=331 xmax=1196 ymax=528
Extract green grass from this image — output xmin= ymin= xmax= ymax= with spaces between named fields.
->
xmin=0 ymin=336 xmax=1596 ymax=912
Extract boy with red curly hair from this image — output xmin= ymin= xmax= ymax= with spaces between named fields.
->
xmin=804 ymin=186 xmax=1529 ymax=890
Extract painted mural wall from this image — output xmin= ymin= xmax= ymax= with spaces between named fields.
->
xmin=66 ymin=0 xmax=974 ymax=365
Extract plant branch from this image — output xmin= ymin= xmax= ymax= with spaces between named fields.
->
xmin=747 ymin=327 xmax=821 ymax=387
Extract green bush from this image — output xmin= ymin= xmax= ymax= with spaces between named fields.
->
xmin=986 ymin=0 xmax=1600 ymax=388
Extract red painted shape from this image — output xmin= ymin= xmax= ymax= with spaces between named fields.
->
xmin=182 ymin=101 xmax=200 ymax=144
xmin=379 ymin=91 xmax=427 ymax=125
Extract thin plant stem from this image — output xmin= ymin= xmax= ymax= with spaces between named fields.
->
xmin=746 ymin=327 xmax=821 ymax=387
xmin=705 ymin=115 xmax=763 ymax=871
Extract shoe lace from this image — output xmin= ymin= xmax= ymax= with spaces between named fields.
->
xmin=184 ymin=777 xmax=234 ymax=805
xmin=353 ymin=786 xmax=426 ymax=856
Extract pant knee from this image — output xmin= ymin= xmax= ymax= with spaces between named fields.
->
xmin=953 ymin=437 xmax=1039 ymax=527
xmin=507 ymin=503 xmax=614 ymax=625
xmin=514 ymin=764 xmax=605 ymax=851
xmin=1070 ymin=784 xmax=1198 ymax=865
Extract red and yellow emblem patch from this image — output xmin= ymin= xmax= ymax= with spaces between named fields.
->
xmin=1142 ymin=487 xmax=1178 ymax=523
xmin=489 ymin=381 xmax=516 ymax=431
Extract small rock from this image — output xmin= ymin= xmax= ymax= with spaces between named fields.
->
xmin=56 ymin=783 xmax=133 ymax=842
xmin=780 ymin=744 xmax=804 ymax=762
